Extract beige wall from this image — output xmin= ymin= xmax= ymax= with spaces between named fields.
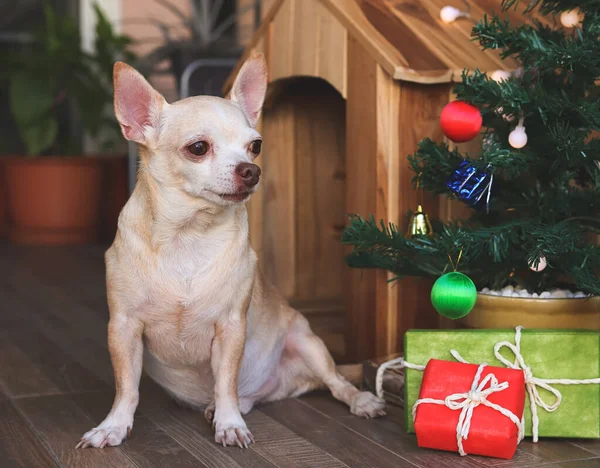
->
xmin=121 ymin=0 xmax=192 ymax=102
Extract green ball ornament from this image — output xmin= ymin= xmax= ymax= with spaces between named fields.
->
xmin=431 ymin=272 xmax=477 ymax=319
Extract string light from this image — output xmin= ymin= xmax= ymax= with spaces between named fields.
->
xmin=509 ymin=117 xmax=527 ymax=149
xmin=490 ymin=70 xmax=511 ymax=82
xmin=440 ymin=1 xmax=471 ymax=24
xmin=560 ymin=9 xmax=583 ymax=28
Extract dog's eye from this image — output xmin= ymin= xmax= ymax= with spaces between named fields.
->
xmin=250 ymin=140 xmax=262 ymax=156
xmin=187 ymin=141 xmax=209 ymax=156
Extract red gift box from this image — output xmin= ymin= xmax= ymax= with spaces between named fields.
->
xmin=414 ymin=359 xmax=525 ymax=459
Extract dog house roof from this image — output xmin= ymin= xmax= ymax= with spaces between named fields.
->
xmin=226 ymin=0 xmax=550 ymax=89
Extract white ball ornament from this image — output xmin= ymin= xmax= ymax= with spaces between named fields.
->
xmin=529 ymin=256 xmax=547 ymax=272
xmin=491 ymin=70 xmax=511 ymax=82
xmin=440 ymin=6 xmax=461 ymax=23
xmin=560 ymin=9 xmax=583 ymax=28
xmin=509 ymin=125 xmax=527 ymax=149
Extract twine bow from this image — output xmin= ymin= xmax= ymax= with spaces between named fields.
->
xmin=412 ymin=363 xmax=523 ymax=456
xmin=492 ymin=326 xmax=600 ymax=442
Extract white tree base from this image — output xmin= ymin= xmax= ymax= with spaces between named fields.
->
xmin=479 ymin=286 xmax=589 ymax=299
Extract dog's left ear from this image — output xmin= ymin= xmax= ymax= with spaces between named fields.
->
xmin=230 ymin=54 xmax=267 ymax=128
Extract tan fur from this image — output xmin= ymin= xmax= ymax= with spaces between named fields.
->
xmin=77 ymin=55 xmax=385 ymax=450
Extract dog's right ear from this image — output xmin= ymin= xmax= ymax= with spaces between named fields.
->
xmin=113 ymin=62 xmax=166 ymax=144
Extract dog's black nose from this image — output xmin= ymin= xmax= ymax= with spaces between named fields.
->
xmin=235 ymin=163 xmax=261 ymax=187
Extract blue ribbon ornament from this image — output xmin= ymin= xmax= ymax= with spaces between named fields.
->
xmin=446 ymin=160 xmax=494 ymax=213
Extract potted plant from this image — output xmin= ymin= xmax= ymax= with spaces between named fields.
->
xmin=136 ymin=0 xmax=260 ymax=96
xmin=2 ymin=3 xmax=135 ymax=244
xmin=341 ymin=1 xmax=599 ymax=329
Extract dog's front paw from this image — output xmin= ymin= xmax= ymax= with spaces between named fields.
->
xmin=214 ymin=415 xmax=254 ymax=448
xmin=350 ymin=391 xmax=386 ymax=419
xmin=76 ymin=424 xmax=130 ymax=449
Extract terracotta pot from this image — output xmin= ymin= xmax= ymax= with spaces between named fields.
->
xmin=458 ymin=293 xmax=600 ymax=330
xmin=6 ymin=157 xmax=103 ymax=245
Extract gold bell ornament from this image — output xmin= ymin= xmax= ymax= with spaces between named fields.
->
xmin=406 ymin=204 xmax=433 ymax=238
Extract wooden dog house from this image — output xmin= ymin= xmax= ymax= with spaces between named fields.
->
xmin=226 ymin=0 xmax=547 ymax=361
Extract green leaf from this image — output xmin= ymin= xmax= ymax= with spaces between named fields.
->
xmin=21 ymin=116 xmax=58 ymax=156
xmin=9 ymin=72 xmax=55 ymax=127
xmin=9 ymin=72 xmax=58 ymax=155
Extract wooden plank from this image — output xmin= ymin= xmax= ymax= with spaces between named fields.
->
xmin=572 ymin=440 xmax=600 ymax=456
xmin=374 ymin=64 xmax=401 ymax=357
xmin=395 ymin=82 xmax=450 ymax=348
xmin=2 ymin=260 xmax=108 ymax=348
xmin=319 ymin=0 xmax=409 ymax=77
xmin=0 ymin=401 xmax=61 ymax=468
xmin=293 ymin=93 xmax=318 ymax=300
xmin=292 ymin=81 xmax=346 ymax=302
xmin=269 ymin=0 xmax=295 ymax=81
xmin=246 ymin=36 xmax=267 ymax=261
xmin=358 ymin=0 xmax=447 ymax=71
xmin=245 ymin=410 xmax=349 ymax=468
xmin=424 ymin=0 xmax=520 ymax=70
xmin=544 ymin=461 xmax=600 ymax=468
xmin=261 ymin=398 xmax=415 ymax=467
xmin=291 ymin=0 xmax=319 ymax=77
xmin=73 ymin=392 xmax=202 ymax=468
xmin=6 ymin=330 xmax=107 ymax=395
xmin=0 ymin=283 xmax=114 ymax=385
xmin=15 ymin=394 xmax=136 ymax=468
xmin=261 ymin=97 xmax=297 ymax=298
xmin=299 ymin=394 xmax=486 ymax=468
xmin=0 ymin=336 xmax=61 ymax=398
xmin=316 ymin=2 xmax=348 ymax=98
xmin=312 ymin=88 xmax=346 ymax=301
xmin=136 ymin=377 xmax=277 ymax=468
xmin=389 ymin=0 xmax=501 ymax=72
xmin=345 ymin=36 xmax=379 ymax=361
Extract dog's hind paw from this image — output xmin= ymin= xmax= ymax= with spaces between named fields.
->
xmin=76 ymin=424 xmax=130 ymax=449
xmin=204 ymin=402 xmax=216 ymax=424
xmin=350 ymin=391 xmax=386 ymax=419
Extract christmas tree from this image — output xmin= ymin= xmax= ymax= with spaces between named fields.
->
xmin=342 ymin=0 xmax=600 ymax=298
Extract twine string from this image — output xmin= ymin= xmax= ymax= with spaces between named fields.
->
xmin=375 ymin=357 xmax=424 ymax=399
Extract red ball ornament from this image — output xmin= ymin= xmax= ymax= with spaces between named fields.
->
xmin=440 ymin=101 xmax=482 ymax=143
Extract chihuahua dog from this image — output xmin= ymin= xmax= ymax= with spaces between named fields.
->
xmin=77 ymin=54 xmax=385 ymax=449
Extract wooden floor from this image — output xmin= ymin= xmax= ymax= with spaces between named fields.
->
xmin=1 ymin=244 xmax=599 ymax=468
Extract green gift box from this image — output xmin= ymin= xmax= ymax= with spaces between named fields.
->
xmin=404 ymin=328 xmax=600 ymax=439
